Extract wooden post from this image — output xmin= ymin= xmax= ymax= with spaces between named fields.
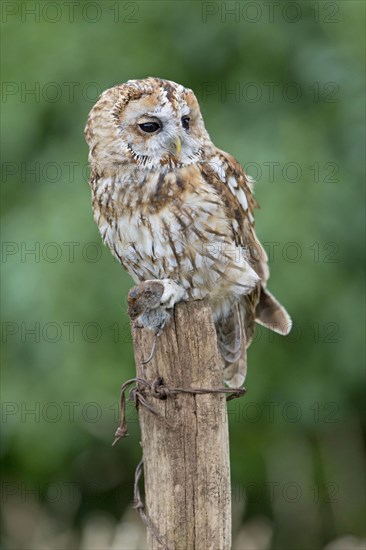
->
xmin=131 ymin=300 xmax=232 ymax=550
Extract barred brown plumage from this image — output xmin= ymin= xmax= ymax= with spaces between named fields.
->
xmin=85 ymin=77 xmax=292 ymax=387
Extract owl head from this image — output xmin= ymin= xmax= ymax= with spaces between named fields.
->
xmin=85 ymin=77 xmax=212 ymax=176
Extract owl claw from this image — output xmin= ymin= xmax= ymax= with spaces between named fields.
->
xmin=159 ymin=279 xmax=187 ymax=309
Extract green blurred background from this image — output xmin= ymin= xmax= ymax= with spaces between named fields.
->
xmin=1 ymin=1 xmax=365 ymax=549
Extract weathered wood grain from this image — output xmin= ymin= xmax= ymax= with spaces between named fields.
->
xmin=132 ymin=300 xmax=231 ymax=550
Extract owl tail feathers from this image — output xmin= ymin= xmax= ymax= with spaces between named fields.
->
xmin=255 ymin=287 xmax=292 ymax=336
xmin=223 ymin=355 xmax=247 ymax=388
xmin=216 ymin=304 xmax=247 ymax=388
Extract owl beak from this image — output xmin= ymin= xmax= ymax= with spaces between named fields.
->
xmin=169 ymin=136 xmax=182 ymax=155
xmin=173 ymin=136 xmax=182 ymax=156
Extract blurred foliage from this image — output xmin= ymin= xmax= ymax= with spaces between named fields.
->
xmin=1 ymin=1 xmax=365 ymax=549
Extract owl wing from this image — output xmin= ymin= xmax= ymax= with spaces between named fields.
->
xmin=209 ymin=149 xmax=268 ymax=281
xmin=210 ymin=148 xmax=291 ymax=334
xmin=202 ymin=149 xmax=291 ymax=386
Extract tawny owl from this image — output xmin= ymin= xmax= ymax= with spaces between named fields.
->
xmin=84 ymin=77 xmax=291 ymax=387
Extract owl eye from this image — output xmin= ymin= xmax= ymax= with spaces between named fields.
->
xmin=138 ymin=121 xmax=161 ymax=133
xmin=181 ymin=116 xmax=190 ymax=130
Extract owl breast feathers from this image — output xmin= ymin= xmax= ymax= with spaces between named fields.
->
xmin=85 ymin=77 xmax=291 ymax=387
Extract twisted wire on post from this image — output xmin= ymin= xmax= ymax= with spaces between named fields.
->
xmin=112 ymin=376 xmax=246 ymax=445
